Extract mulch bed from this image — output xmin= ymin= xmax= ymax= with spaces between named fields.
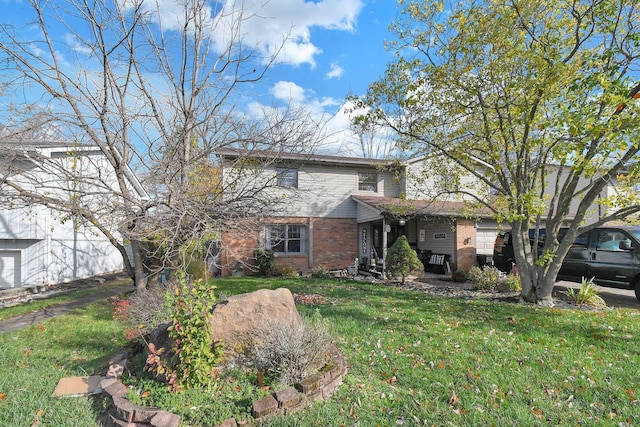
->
xmin=384 ymin=276 xmax=606 ymax=311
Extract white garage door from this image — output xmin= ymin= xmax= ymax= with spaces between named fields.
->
xmin=0 ymin=251 xmax=21 ymax=288
xmin=476 ymin=228 xmax=499 ymax=256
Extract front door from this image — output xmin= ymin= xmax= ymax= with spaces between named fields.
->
xmin=372 ymin=223 xmax=383 ymax=260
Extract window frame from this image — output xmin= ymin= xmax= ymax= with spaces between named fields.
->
xmin=358 ymin=171 xmax=378 ymax=192
xmin=267 ymin=224 xmax=307 ymax=254
xmin=276 ymin=167 xmax=298 ymax=188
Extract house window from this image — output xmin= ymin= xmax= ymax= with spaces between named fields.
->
xmin=276 ymin=167 xmax=298 ymax=188
xmin=267 ymin=224 xmax=307 ymax=254
xmin=358 ymin=172 xmax=377 ymax=192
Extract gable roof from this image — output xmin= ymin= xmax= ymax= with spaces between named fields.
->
xmin=216 ymin=148 xmax=396 ymax=168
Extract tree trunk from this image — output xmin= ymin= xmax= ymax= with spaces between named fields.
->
xmin=130 ymin=239 xmax=148 ymax=292
xmin=533 ymin=279 xmax=555 ymax=306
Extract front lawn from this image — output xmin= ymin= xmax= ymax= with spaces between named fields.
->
xmin=0 ymin=301 xmax=127 ymax=426
xmin=2 ymin=277 xmax=639 ymax=426
xmin=212 ymin=278 xmax=640 ymax=426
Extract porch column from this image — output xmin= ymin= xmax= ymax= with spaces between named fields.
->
xmin=382 ymin=217 xmax=388 ymax=278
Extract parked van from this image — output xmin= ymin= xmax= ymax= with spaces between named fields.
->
xmin=493 ymin=226 xmax=640 ymax=302
xmin=493 ymin=229 xmax=545 ymax=274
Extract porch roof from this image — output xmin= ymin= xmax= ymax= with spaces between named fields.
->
xmin=352 ymin=195 xmax=493 ymax=220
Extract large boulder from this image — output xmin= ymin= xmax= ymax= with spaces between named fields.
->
xmin=209 ymin=287 xmax=301 ymax=361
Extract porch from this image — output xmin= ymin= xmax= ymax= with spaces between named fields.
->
xmin=353 ymin=195 xmax=488 ymax=277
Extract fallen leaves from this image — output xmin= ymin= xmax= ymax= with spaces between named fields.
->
xmin=531 ymin=407 xmax=544 ymax=419
xmin=31 ymin=409 xmax=43 ymax=427
xmin=292 ymin=293 xmax=325 ymax=305
xmin=625 ymin=389 xmax=636 ymax=401
xmin=449 ymin=390 xmax=459 ymax=405
xmin=465 ymin=371 xmax=478 ymax=387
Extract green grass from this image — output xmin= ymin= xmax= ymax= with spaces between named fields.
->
xmin=0 ymin=301 xmax=127 ymax=426
xmin=214 ymin=278 xmax=640 ymax=426
xmin=0 ymin=279 xmax=132 ymax=322
xmin=2 ymin=276 xmax=640 ymax=426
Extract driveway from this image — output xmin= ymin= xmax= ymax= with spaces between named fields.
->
xmin=0 ymin=282 xmax=132 ymax=333
xmin=555 ymin=280 xmax=639 ymax=309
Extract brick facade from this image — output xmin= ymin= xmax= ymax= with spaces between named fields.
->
xmin=221 ymin=217 xmax=358 ymax=276
xmin=454 ymin=218 xmax=476 ymax=271
xmin=220 ymin=219 xmax=261 ymax=276
xmin=310 ymin=217 xmax=358 ymax=270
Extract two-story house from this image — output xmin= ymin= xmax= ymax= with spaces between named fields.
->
xmin=217 ymin=149 xmax=497 ymax=276
xmin=0 ymin=142 xmax=147 ymax=288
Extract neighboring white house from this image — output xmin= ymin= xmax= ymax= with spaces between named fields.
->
xmin=0 ymin=142 xmax=147 ymax=288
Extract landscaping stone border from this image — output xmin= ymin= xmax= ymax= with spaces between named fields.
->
xmin=99 ymin=350 xmax=180 ymax=427
xmin=101 ymin=345 xmax=347 ymax=427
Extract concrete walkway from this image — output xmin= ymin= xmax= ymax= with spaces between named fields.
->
xmin=0 ymin=283 xmax=132 ymax=333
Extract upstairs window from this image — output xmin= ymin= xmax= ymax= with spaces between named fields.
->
xmin=276 ymin=167 xmax=298 ymax=188
xmin=267 ymin=224 xmax=307 ymax=254
xmin=358 ymin=172 xmax=378 ymax=192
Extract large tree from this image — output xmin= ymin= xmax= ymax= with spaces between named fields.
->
xmin=0 ymin=0 xmax=324 ymax=290
xmin=356 ymin=0 xmax=640 ymax=305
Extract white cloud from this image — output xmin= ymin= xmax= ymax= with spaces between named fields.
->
xmin=233 ymin=85 xmax=393 ymax=158
xmin=322 ymin=101 xmax=362 ymax=155
xmin=270 ymin=81 xmax=307 ymax=104
xmin=120 ymin=0 xmax=216 ymax=33
xmin=64 ymin=34 xmax=92 ymax=55
xmin=127 ymin=0 xmax=364 ymax=67
xmin=28 ymin=43 xmax=44 ymax=58
xmin=321 ymin=101 xmax=397 ymax=158
xmin=213 ymin=0 xmax=364 ymax=66
xmin=325 ymin=62 xmax=344 ymax=79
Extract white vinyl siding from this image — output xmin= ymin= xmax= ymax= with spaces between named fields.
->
xmin=416 ymin=220 xmax=455 ymax=256
xmin=222 ymin=161 xmax=404 ymax=219
xmin=0 ymin=207 xmax=47 ymax=240
xmin=404 ymin=157 xmax=483 ymax=202
xmin=356 ymin=200 xmax=383 ymax=223
xmin=1 ymin=146 xmax=131 ymax=288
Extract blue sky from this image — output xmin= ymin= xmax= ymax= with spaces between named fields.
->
xmin=264 ymin=0 xmax=399 ymax=104
xmin=2 ymin=0 xmax=402 ymax=156
xmin=207 ymin=0 xmax=402 ymax=155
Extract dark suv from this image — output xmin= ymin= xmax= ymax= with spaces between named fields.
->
xmin=493 ymin=226 xmax=640 ymax=302
xmin=493 ymin=229 xmax=546 ymax=274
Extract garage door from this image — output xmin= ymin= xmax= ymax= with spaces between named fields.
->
xmin=0 ymin=251 xmax=21 ymax=288
xmin=476 ymin=228 xmax=499 ymax=256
